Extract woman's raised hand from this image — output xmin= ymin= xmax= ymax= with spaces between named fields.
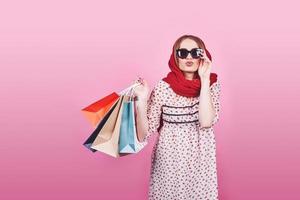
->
xmin=132 ymin=77 xmax=150 ymax=102
xmin=197 ymin=51 xmax=212 ymax=81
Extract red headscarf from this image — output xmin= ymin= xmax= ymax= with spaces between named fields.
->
xmin=162 ymin=45 xmax=218 ymax=97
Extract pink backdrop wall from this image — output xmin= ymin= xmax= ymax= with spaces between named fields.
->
xmin=1 ymin=0 xmax=300 ymax=199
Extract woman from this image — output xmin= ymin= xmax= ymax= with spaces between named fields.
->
xmin=133 ymin=34 xmax=221 ymax=199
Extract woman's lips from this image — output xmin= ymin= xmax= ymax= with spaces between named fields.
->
xmin=186 ymin=61 xmax=194 ymax=66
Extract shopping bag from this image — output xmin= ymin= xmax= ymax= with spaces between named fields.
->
xmin=83 ymin=97 xmax=121 ymax=152
xmin=90 ymin=95 xmax=126 ymax=157
xmin=82 ymin=82 xmax=142 ymax=157
xmin=81 ymin=92 xmax=119 ymax=127
xmin=119 ymin=88 xmax=147 ymax=154
xmin=119 ymin=98 xmax=136 ymax=153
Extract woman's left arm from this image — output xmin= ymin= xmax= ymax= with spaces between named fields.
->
xmin=198 ymin=78 xmax=215 ymax=128
xmin=198 ymin=78 xmax=221 ymax=129
xmin=197 ymin=49 xmax=221 ymax=129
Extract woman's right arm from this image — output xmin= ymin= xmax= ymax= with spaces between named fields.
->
xmin=133 ymin=79 xmax=163 ymax=143
xmin=135 ymin=98 xmax=149 ymax=143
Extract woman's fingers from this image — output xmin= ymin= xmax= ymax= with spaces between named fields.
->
xmin=134 ymin=77 xmax=141 ymax=84
xmin=133 ymin=77 xmax=148 ymax=92
xmin=199 ymin=59 xmax=204 ymax=67
xmin=137 ymin=77 xmax=147 ymax=85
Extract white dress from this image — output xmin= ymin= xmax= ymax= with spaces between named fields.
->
xmin=141 ymin=79 xmax=221 ymax=200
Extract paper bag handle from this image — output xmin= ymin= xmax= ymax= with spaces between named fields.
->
xmin=119 ymin=82 xmax=141 ymax=95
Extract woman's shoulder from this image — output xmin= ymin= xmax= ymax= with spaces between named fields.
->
xmin=209 ymin=78 xmax=221 ymax=92
xmin=153 ymin=79 xmax=169 ymax=89
xmin=209 ymin=73 xmax=220 ymax=87
xmin=149 ymin=79 xmax=171 ymax=99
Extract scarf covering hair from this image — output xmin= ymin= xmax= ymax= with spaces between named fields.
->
xmin=162 ymin=46 xmax=218 ymax=97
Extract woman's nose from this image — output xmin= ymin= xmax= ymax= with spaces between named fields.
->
xmin=186 ymin=54 xmax=193 ymax=59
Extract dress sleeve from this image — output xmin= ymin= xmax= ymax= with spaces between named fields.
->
xmin=140 ymin=82 xmax=163 ymax=143
xmin=199 ymin=79 xmax=221 ymax=130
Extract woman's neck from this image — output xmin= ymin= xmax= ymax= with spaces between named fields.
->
xmin=183 ymin=72 xmax=196 ymax=80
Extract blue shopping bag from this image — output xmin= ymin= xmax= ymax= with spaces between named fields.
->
xmin=119 ymin=99 xmax=136 ymax=153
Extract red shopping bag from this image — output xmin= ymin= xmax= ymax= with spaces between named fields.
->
xmin=81 ymin=92 xmax=119 ymax=127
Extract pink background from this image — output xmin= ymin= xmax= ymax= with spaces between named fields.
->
xmin=1 ymin=0 xmax=300 ymax=199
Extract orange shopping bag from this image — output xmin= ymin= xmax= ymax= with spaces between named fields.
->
xmin=81 ymin=92 xmax=119 ymax=127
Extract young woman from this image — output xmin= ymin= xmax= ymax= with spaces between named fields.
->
xmin=133 ymin=34 xmax=221 ymax=199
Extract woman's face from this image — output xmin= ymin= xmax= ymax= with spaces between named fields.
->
xmin=177 ymin=38 xmax=201 ymax=75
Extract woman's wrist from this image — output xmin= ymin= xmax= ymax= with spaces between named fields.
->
xmin=135 ymin=97 xmax=147 ymax=106
xmin=135 ymin=100 xmax=147 ymax=114
xmin=201 ymin=77 xmax=210 ymax=85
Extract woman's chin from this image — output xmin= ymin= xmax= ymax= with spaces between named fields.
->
xmin=179 ymin=65 xmax=198 ymax=73
xmin=184 ymin=67 xmax=198 ymax=72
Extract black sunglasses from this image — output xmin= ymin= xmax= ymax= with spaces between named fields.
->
xmin=176 ymin=48 xmax=204 ymax=59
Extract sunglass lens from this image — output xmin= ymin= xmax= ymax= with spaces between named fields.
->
xmin=191 ymin=48 xmax=202 ymax=58
xmin=177 ymin=49 xmax=189 ymax=58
